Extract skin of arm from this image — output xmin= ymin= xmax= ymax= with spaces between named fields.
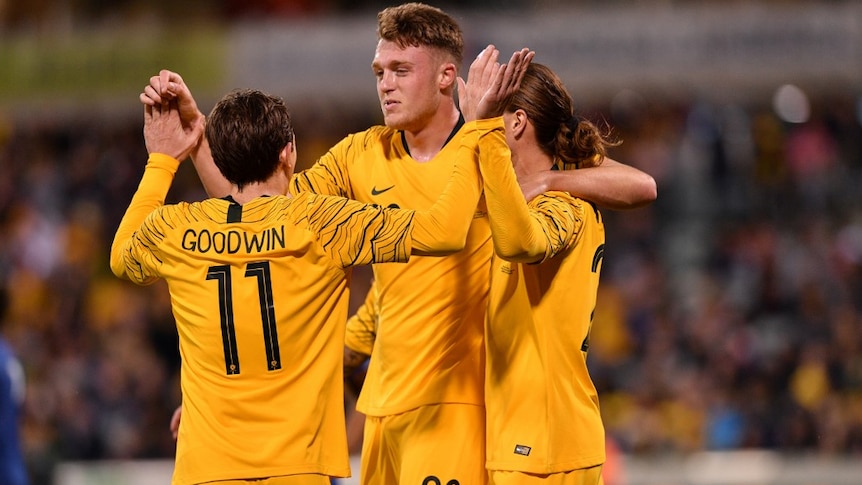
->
xmin=454 ymin=49 xmax=656 ymax=210
xmin=518 ymin=157 xmax=657 ymax=209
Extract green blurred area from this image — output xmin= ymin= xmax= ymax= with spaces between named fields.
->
xmin=0 ymin=26 xmax=226 ymax=108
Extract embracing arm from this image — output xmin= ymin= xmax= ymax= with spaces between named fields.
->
xmin=519 ymin=158 xmax=656 ymax=209
xmin=477 ymin=117 xmax=578 ymax=264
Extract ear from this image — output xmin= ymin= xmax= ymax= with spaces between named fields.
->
xmin=439 ymin=62 xmax=458 ymax=90
xmin=509 ymin=109 xmax=528 ymax=139
xmin=279 ymin=142 xmax=297 ymax=176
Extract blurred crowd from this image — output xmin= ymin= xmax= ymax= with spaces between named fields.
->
xmin=1 ymin=2 xmax=862 ymax=484
xmin=1 ymin=85 xmax=861 ymax=483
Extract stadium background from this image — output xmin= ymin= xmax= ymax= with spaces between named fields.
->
xmin=1 ymin=0 xmax=861 ymax=484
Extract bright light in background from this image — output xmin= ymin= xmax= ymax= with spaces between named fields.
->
xmin=772 ymin=84 xmax=810 ymax=123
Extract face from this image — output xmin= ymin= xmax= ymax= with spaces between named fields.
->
xmin=372 ymin=39 xmax=448 ymax=132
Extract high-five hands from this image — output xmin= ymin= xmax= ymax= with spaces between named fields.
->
xmin=140 ymin=70 xmax=206 ymax=139
xmin=143 ymin=98 xmax=203 ymax=162
xmin=457 ymin=45 xmax=534 ymax=122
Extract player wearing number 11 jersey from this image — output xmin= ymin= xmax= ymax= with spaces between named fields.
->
xmin=110 ymin=89 xmax=482 ymax=485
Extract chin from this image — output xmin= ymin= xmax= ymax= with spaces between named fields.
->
xmin=383 ymin=115 xmax=408 ymax=130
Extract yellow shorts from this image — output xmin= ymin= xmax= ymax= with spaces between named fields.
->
xmin=207 ymin=474 xmax=331 ymax=485
xmin=488 ymin=465 xmax=603 ymax=485
xmin=360 ymin=403 xmax=486 ymax=485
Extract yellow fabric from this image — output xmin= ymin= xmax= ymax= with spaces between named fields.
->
xmin=344 ymin=279 xmax=379 ymax=357
xmin=292 ymin=121 xmax=491 ymax=417
xmin=211 ymin=475 xmax=331 ymax=485
xmin=360 ymin=403 xmax=486 ymax=485
xmin=477 ymin=117 xmax=607 ymax=474
xmin=488 ymin=465 xmax=603 ymax=485
xmin=110 ymin=148 xmax=478 ymax=485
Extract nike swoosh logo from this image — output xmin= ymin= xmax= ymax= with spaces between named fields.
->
xmin=371 ymin=185 xmax=395 ymax=196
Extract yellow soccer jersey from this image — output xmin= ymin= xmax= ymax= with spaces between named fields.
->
xmin=110 ymin=147 xmax=480 ymax=484
xmin=344 ymin=279 xmax=379 ymax=357
xmin=293 ymin=120 xmax=491 ymax=416
xmin=477 ymin=117 xmax=607 ymax=473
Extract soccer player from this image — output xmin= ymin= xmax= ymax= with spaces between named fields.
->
xmin=465 ymin=61 xmax=617 ymax=484
xmin=110 ymin=88 xmax=488 ymax=485
xmin=141 ymin=4 xmax=655 ymax=483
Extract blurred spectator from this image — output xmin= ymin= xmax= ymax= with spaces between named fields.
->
xmin=0 ymin=285 xmax=28 ymax=485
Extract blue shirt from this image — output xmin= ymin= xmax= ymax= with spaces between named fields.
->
xmin=0 ymin=338 xmax=28 ymax=485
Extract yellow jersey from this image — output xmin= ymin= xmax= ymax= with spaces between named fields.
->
xmin=292 ymin=120 xmax=491 ymax=416
xmin=477 ymin=117 xmax=607 ymax=474
xmin=110 ymin=139 xmax=480 ymax=484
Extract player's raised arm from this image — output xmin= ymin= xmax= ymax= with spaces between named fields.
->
xmin=457 ymin=45 xmax=534 ymax=122
xmin=111 ymin=99 xmax=203 ymax=281
xmin=408 ymin=124 xmax=482 ymax=255
xmin=140 ymin=69 xmax=231 ymax=198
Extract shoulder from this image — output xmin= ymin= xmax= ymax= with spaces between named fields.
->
xmin=530 ymin=191 xmax=601 ymax=223
xmin=350 ymin=125 xmax=397 ymax=148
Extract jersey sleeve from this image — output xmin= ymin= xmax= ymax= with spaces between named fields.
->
xmin=345 ymin=280 xmax=379 ymax=356
xmin=475 ymin=117 xmax=583 ymax=264
xmin=299 ymin=193 xmax=416 ymax=267
xmin=289 ymin=132 xmax=357 ymax=198
xmin=109 ymin=153 xmax=180 ymax=284
xmin=302 ymin=122 xmax=482 ymax=264
xmin=408 ymin=120 xmax=483 ymax=254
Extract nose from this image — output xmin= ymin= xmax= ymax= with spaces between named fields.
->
xmin=378 ymin=70 xmax=395 ymax=92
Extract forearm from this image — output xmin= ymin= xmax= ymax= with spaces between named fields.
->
xmin=190 ymin=136 xmax=232 ymax=198
xmin=410 ymin=123 xmax=483 ymax=255
xmin=476 ymin=117 xmax=548 ymax=263
xmin=535 ymin=158 xmax=656 ymax=209
xmin=110 ymin=154 xmax=179 ymax=279
xmin=344 ymin=282 xmax=379 ymax=357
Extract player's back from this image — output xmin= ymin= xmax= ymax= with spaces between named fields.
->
xmin=131 ymin=192 xmax=414 ymax=483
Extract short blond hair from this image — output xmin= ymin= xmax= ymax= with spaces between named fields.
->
xmin=377 ymin=2 xmax=464 ymax=67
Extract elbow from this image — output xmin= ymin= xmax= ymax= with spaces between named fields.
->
xmin=634 ymin=173 xmax=658 ymax=207
xmin=109 ymin=245 xmax=125 ymax=278
xmin=619 ymin=173 xmax=657 ymax=210
xmin=642 ymin=173 xmax=658 ymax=204
xmin=109 ymin=255 xmax=128 ymax=280
xmin=436 ymin=232 xmax=468 ymax=255
xmin=495 ymin=244 xmax=544 ymax=264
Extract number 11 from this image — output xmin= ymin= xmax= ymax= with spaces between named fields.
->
xmin=207 ymin=262 xmax=282 ymax=375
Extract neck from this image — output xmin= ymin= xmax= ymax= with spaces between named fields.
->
xmin=513 ymin=143 xmax=555 ymax=179
xmin=228 ymin=178 xmax=289 ymax=205
xmin=402 ymin=101 xmax=461 ymax=162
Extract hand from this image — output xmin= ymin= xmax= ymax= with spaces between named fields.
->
xmin=517 ymin=170 xmax=552 ymax=202
xmin=169 ymin=405 xmax=182 ymax=441
xmin=457 ymin=45 xmax=534 ymax=121
xmin=143 ymin=99 xmax=203 ymax=161
xmin=140 ymin=70 xmax=206 ymax=137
